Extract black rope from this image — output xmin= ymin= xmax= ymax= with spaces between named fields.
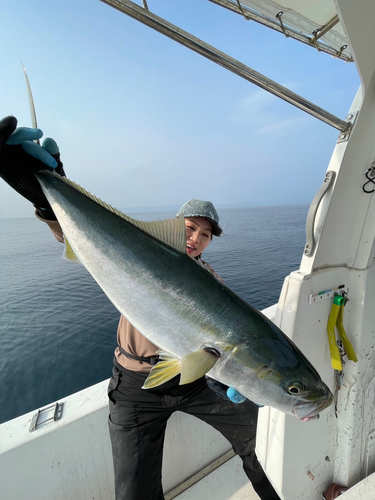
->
xmin=362 ymin=168 xmax=375 ymax=193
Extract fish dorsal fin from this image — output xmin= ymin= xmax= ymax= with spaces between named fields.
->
xmin=133 ymin=217 xmax=186 ymax=254
xmin=39 ymin=171 xmax=186 ymax=254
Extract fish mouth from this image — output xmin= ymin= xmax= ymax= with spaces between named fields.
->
xmin=292 ymin=409 xmax=320 ymax=422
xmin=292 ymin=390 xmax=333 ymax=421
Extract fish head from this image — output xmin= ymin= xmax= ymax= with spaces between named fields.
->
xmin=214 ymin=340 xmax=333 ymax=421
xmin=279 ymin=373 xmax=333 ymax=421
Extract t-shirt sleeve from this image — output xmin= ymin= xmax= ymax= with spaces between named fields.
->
xmin=35 ymin=210 xmax=64 ymax=243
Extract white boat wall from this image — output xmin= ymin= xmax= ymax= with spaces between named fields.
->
xmin=1 ymin=0 xmax=374 ymax=499
xmin=256 ymin=1 xmax=375 ymax=498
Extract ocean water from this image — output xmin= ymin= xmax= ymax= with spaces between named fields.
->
xmin=0 ymin=204 xmax=308 ymax=424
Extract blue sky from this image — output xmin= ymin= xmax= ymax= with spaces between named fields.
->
xmin=0 ymin=0 xmax=360 ymax=218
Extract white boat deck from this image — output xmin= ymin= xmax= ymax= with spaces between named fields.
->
xmin=0 ymin=377 xmax=261 ymax=500
xmin=172 ymin=455 xmax=259 ymax=500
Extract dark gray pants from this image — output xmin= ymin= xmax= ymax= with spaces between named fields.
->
xmin=108 ymin=363 xmax=280 ymax=500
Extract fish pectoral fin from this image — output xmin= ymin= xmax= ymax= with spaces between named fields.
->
xmin=142 ymin=348 xmax=219 ymax=388
xmin=63 ymin=237 xmax=80 ymax=262
xmin=180 ymin=349 xmax=219 ymax=385
xmin=142 ymin=359 xmax=181 ymax=389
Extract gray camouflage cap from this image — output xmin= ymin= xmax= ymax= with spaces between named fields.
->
xmin=176 ymin=198 xmax=223 ymax=237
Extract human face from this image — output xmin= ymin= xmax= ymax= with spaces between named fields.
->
xmin=184 ymin=217 xmax=212 ymax=258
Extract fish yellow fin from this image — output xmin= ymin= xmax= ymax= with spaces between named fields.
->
xmin=142 ymin=348 xmax=219 ymax=389
xmin=142 ymin=359 xmax=181 ymax=389
xmin=180 ymin=349 xmax=219 ymax=385
xmin=63 ymin=237 xmax=80 ymax=262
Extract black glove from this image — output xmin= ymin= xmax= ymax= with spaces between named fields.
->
xmin=0 ymin=116 xmax=65 ymax=221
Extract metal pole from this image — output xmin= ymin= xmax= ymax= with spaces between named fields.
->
xmin=100 ymin=0 xmax=350 ymax=133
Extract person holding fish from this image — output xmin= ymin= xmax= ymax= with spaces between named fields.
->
xmin=0 ymin=117 xmax=282 ymax=499
xmin=1 ymin=116 xmax=331 ymax=500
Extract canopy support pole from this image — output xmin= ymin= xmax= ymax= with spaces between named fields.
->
xmin=101 ymin=0 xmax=351 ymax=133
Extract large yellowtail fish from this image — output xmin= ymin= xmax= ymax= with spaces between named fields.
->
xmin=36 ymin=170 xmax=332 ymax=421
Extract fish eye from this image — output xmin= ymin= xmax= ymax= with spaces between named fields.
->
xmin=287 ymin=382 xmax=305 ymax=395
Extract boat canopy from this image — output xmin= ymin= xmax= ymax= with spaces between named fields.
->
xmin=209 ymin=0 xmax=353 ymax=62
